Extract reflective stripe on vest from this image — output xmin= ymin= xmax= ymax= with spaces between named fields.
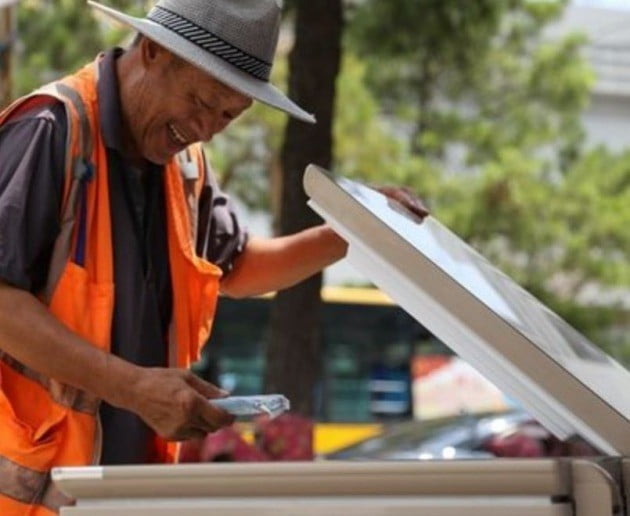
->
xmin=34 ymin=82 xmax=95 ymax=304
xmin=0 ymin=456 xmax=72 ymax=513
xmin=0 ymin=57 xmax=223 ymax=513
xmin=0 ymin=353 xmax=99 ymax=415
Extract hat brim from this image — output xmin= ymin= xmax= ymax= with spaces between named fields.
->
xmin=88 ymin=1 xmax=316 ymax=124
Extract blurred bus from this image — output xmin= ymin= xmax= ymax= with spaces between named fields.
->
xmin=193 ymin=287 xmax=449 ymax=427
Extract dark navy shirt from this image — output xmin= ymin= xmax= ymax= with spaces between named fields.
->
xmin=0 ymin=49 xmax=247 ymax=464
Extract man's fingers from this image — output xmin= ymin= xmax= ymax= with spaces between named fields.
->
xmin=186 ymin=372 xmax=229 ymax=399
xmin=398 ymin=188 xmax=430 ymax=218
xmin=185 ymin=374 xmax=235 ymax=432
xmin=132 ymin=368 xmax=236 ymax=440
xmin=195 ymin=396 xmax=235 ymax=432
xmin=375 ymin=185 xmax=430 ymax=220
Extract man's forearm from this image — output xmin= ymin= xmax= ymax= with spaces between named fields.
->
xmin=0 ymin=281 xmax=139 ymax=409
xmin=0 ymin=281 xmax=235 ymax=439
xmin=220 ymin=224 xmax=348 ymax=298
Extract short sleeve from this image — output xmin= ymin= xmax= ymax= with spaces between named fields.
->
xmin=196 ymin=154 xmax=248 ymax=276
xmin=0 ymin=103 xmax=67 ymax=292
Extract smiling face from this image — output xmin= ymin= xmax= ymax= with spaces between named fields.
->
xmin=118 ymin=38 xmax=253 ymax=164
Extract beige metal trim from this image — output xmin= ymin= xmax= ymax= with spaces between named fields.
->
xmin=571 ymin=460 xmax=619 ymax=516
xmin=61 ymin=498 xmax=570 ymax=516
xmin=53 ymin=460 xmax=625 ymax=515
xmin=53 ymin=460 xmax=568 ymax=500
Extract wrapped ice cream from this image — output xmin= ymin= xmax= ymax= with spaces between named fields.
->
xmin=209 ymin=394 xmax=290 ymax=419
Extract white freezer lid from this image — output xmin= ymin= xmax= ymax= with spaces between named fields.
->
xmin=303 ymin=164 xmax=630 ymax=456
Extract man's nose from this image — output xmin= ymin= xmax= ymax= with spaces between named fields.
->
xmin=197 ymin=121 xmax=213 ymax=143
xmin=194 ymin=113 xmax=220 ymax=142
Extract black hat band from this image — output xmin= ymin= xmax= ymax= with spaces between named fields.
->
xmin=147 ymin=6 xmax=272 ymax=81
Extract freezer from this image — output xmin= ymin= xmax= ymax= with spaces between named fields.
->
xmin=52 ymin=165 xmax=630 ymax=515
xmin=52 ymin=458 xmax=626 ymax=515
xmin=302 ymin=165 xmax=630 ymax=456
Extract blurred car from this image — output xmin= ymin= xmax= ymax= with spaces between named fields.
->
xmin=324 ymin=410 xmax=599 ymax=461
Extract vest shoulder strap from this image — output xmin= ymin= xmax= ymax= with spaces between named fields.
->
xmin=37 ymin=82 xmax=93 ymax=162
xmin=36 ymin=82 xmax=95 ymax=303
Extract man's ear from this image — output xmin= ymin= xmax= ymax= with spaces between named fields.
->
xmin=139 ymin=37 xmax=170 ymax=70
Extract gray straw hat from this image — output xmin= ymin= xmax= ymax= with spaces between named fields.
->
xmin=88 ymin=0 xmax=315 ymax=124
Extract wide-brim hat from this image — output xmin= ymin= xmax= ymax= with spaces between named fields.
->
xmin=88 ymin=0 xmax=315 ymax=124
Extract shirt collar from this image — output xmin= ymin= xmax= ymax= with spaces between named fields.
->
xmin=97 ymin=48 xmax=126 ymax=154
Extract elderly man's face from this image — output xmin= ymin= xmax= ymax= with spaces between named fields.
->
xmin=125 ymin=42 xmax=253 ymax=164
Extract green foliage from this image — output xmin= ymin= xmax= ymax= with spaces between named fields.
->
xmin=343 ymin=0 xmax=628 ymax=354
xmin=15 ymin=0 xmax=146 ymax=96
xmin=347 ymin=0 xmax=591 ymax=166
xmin=419 ymin=144 xmax=630 ymax=349
xmin=437 ymin=145 xmax=630 ymax=286
xmin=559 ymin=146 xmax=630 ymax=287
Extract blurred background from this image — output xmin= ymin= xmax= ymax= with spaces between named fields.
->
xmin=2 ymin=0 xmax=628 ymax=458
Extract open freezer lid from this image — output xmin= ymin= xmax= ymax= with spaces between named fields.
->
xmin=304 ymin=164 xmax=630 ymax=456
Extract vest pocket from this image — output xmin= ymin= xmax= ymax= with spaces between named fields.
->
xmin=173 ymin=257 xmax=221 ymax=367
xmin=0 ymin=361 xmax=67 ymax=471
xmin=48 ymin=261 xmax=114 ymax=352
xmin=0 ymin=259 xmax=114 ymax=475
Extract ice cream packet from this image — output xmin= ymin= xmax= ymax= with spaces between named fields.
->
xmin=209 ymin=394 xmax=290 ymax=419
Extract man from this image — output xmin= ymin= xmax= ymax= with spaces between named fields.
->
xmin=0 ymin=0 xmax=427 ymax=513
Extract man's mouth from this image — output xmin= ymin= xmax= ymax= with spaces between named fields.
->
xmin=167 ymin=122 xmax=190 ymax=146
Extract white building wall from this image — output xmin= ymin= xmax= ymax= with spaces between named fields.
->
xmin=583 ymin=93 xmax=630 ymax=151
xmin=551 ymin=3 xmax=630 ymax=151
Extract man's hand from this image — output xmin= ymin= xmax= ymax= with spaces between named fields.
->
xmin=0 ymin=281 xmax=233 ymax=441
xmin=374 ymin=185 xmax=430 ymax=221
xmin=124 ymin=368 xmax=234 ymax=441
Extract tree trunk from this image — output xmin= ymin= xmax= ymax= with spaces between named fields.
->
xmin=264 ymin=0 xmax=343 ymax=416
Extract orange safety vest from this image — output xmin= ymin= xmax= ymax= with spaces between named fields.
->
xmin=0 ymin=58 xmax=223 ymax=515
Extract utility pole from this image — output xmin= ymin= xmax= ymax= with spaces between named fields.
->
xmin=0 ymin=0 xmax=16 ymax=108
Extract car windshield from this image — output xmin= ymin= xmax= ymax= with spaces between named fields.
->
xmin=325 ymin=410 xmax=598 ymax=461
xmin=328 ymin=411 xmax=511 ymax=460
